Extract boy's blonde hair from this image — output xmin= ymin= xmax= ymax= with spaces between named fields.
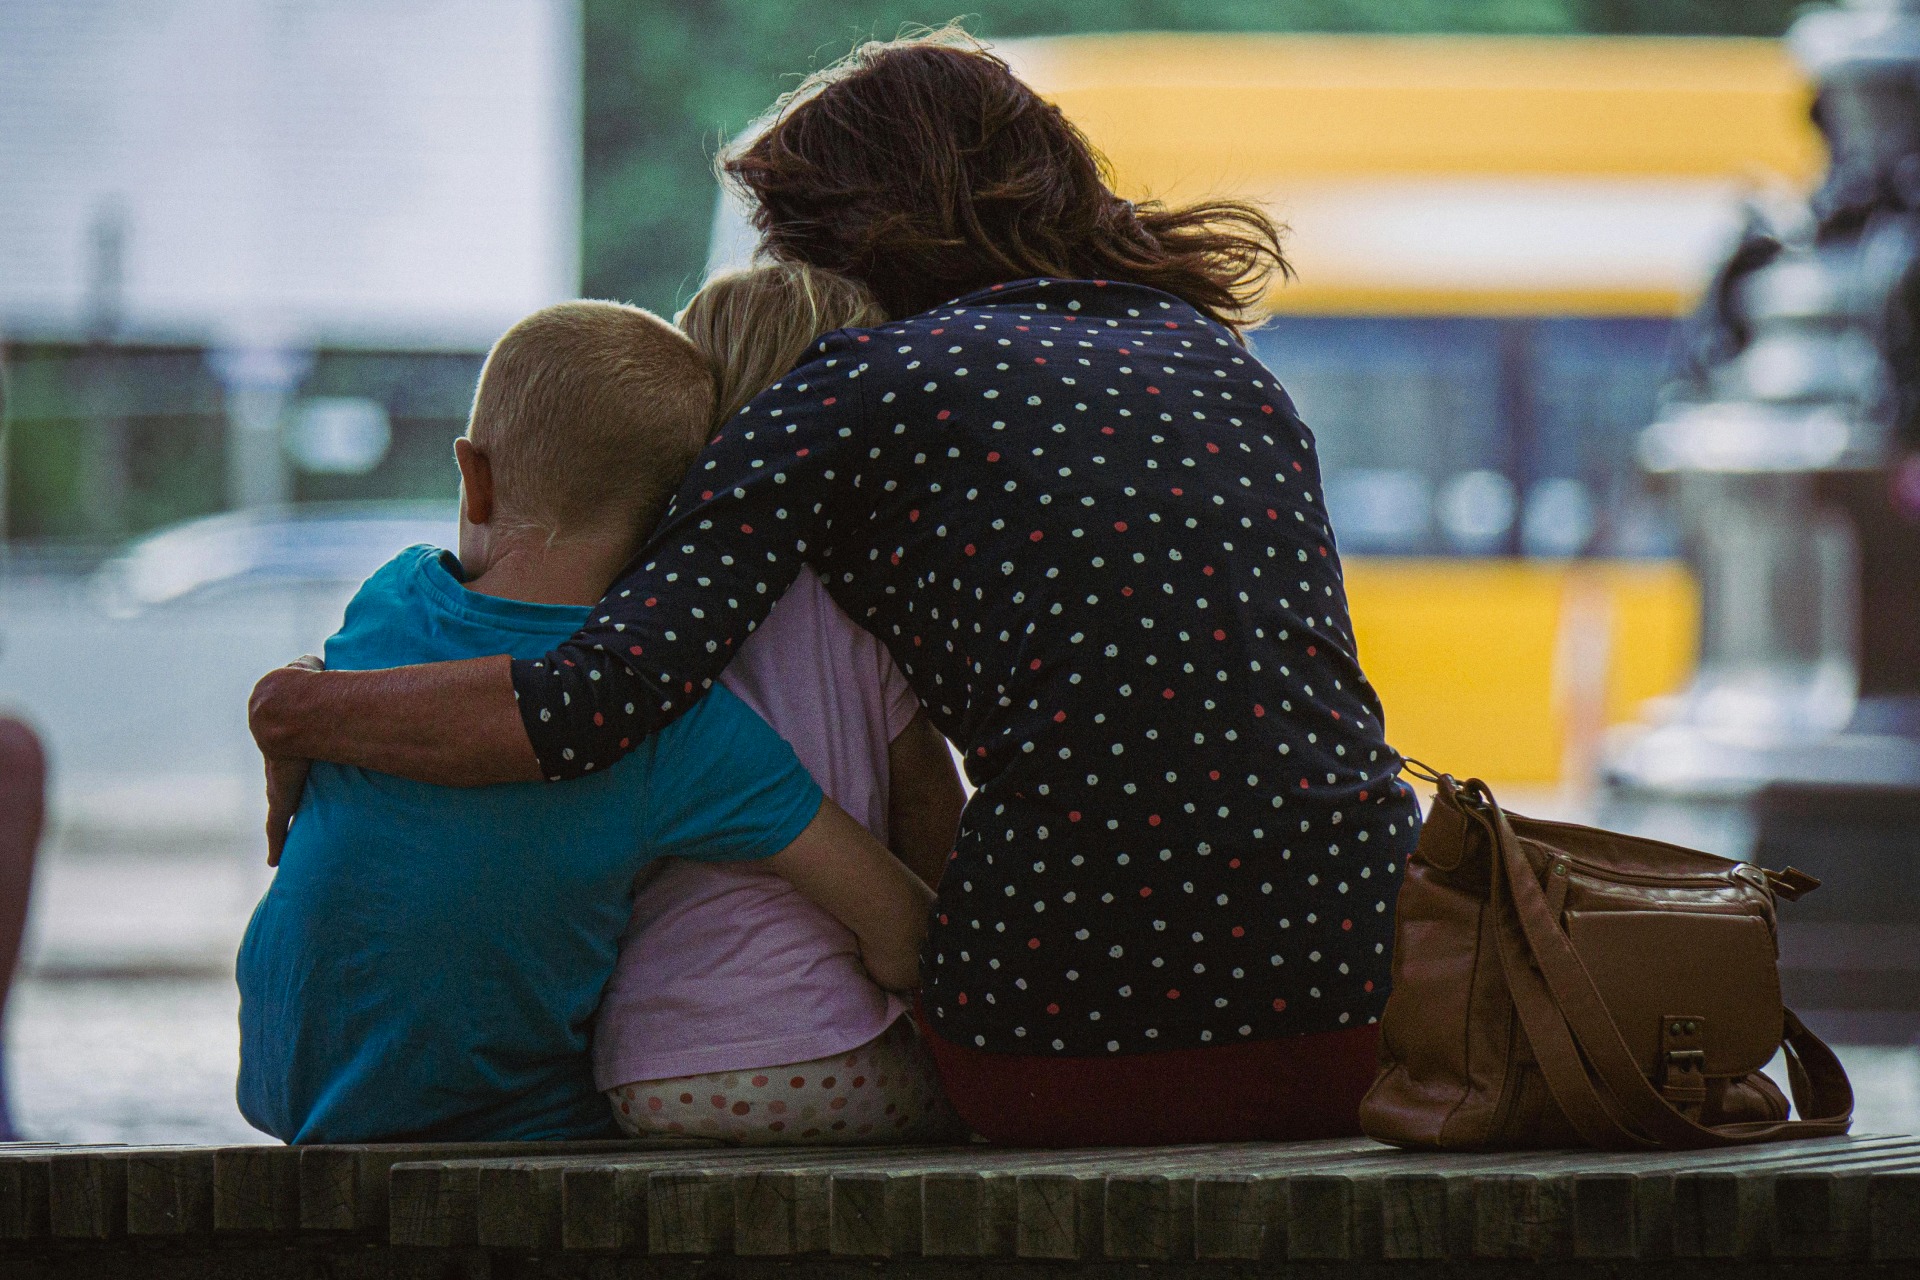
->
xmin=468 ymin=301 xmax=714 ymax=540
xmin=678 ymin=263 xmax=885 ymax=432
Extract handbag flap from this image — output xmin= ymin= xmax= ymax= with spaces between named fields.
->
xmin=1563 ymin=909 xmax=1783 ymax=1078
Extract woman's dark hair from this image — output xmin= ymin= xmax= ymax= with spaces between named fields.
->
xmin=722 ymin=26 xmax=1290 ymax=331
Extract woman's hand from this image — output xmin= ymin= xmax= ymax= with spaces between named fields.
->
xmin=247 ymin=653 xmax=541 ymax=850
xmin=255 ymin=655 xmax=323 ymax=865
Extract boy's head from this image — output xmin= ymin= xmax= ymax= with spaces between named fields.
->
xmin=456 ymin=301 xmax=714 ymax=574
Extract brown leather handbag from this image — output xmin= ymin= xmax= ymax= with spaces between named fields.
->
xmin=1360 ymin=764 xmax=1854 ymax=1151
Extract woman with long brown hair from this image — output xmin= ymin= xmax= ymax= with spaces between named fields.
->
xmin=250 ymin=28 xmax=1422 ymax=1144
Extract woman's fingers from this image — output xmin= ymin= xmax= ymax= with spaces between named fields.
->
xmin=263 ymin=754 xmax=311 ymax=867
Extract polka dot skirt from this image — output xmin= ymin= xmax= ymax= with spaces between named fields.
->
xmin=608 ymin=1017 xmax=963 ymax=1145
xmin=513 ymin=278 xmax=1423 ymax=1057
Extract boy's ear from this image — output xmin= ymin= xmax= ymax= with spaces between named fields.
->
xmin=454 ymin=436 xmax=495 ymax=526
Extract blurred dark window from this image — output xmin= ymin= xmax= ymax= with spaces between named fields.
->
xmin=1250 ymin=315 xmax=1680 ymax=559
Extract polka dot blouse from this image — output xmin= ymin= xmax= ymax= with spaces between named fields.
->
xmin=513 ymin=278 xmax=1422 ymax=1056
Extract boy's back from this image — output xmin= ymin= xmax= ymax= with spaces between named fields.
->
xmin=237 ymin=546 xmax=822 ymax=1143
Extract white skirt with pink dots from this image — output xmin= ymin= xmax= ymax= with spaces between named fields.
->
xmin=606 ymin=1016 xmax=965 ymax=1145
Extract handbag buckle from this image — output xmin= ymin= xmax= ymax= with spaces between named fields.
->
xmin=1661 ymin=1016 xmax=1709 ymax=1115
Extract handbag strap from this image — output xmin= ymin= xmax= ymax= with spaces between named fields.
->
xmin=1457 ymin=778 xmax=1853 ymax=1149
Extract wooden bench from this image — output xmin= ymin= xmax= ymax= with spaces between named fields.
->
xmin=0 ymin=1133 xmax=1915 ymax=1276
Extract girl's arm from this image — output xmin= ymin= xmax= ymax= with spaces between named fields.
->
xmin=764 ymin=798 xmax=934 ymax=992
xmin=886 ymin=710 xmax=965 ymax=890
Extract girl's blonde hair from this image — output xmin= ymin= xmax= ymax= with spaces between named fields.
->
xmin=677 ymin=262 xmax=885 ymax=433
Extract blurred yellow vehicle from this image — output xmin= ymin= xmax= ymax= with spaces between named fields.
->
xmin=1003 ymin=33 xmax=1821 ymax=787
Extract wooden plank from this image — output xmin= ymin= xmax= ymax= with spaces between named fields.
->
xmin=648 ymin=1169 xmax=732 ymax=1254
xmin=1102 ymin=1172 xmax=1192 ymax=1261
xmin=1871 ymin=1171 xmax=1920 ymax=1262
xmin=296 ymin=1146 xmax=362 ymax=1232
xmin=474 ymin=1163 xmax=563 ymax=1251
xmin=212 ymin=1146 xmax=300 ymax=1234
xmin=0 ymin=1157 xmax=48 ymax=1241
xmin=1771 ymin=1171 xmax=1866 ymax=1261
xmin=830 ymin=1169 xmax=922 ymax=1257
xmin=1571 ymin=1173 xmax=1638 ymax=1259
xmin=734 ymin=1169 xmax=829 ymax=1256
xmin=1379 ymin=1172 xmax=1447 ymax=1261
xmin=387 ymin=1162 xmax=478 ymax=1248
xmin=1286 ymin=1175 xmax=1352 ymax=1260
xmin=562 ymin=1165 xmax=648 ymax=1252
xmin=1472 ymin=1173 xmax=1572 ymax=1260
xmin=1669 ymin=1170 xmax=1753 ymax=1259
xmin=1192 ymin=1172 xmax=1283 ymax=1261
xmin=48 ymin=1151 xmax=127 ymax=1240
xmin=921 ymin=1169 xmax=1016 ymax=1258
xmin=1014 ymin=1171 xmax=1096 ymax=1260
xmin=125 ymin=1150 xmax=214 ymax=1237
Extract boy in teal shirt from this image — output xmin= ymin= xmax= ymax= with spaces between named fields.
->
xmin=237 ymin=302 xmax=929 ymax=1143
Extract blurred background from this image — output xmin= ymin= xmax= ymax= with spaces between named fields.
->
xmin=4 ymin=0 xmax=1918 ymax=1143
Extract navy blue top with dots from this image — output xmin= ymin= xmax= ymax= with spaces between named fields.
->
xmin=512 ymin=278 xmax=1421 ymax=1056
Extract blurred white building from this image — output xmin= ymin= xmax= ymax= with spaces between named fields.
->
xmin=0 ymin=0 xmax=580 ymax=351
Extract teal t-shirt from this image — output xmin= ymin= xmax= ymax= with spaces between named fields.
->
xmin=236 ymin=547 xmax=823 ymax=1144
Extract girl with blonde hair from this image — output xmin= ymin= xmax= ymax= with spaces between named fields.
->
xmin=590 ymin=262 xmax=966 ymax=1144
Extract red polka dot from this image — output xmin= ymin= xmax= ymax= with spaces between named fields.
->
xmin=964 ymin=544 xmax=976 ymax=555
xmin=1030 ymin=659 xmax=1042 ymax=670
xmin=1213 ymin=629 xmax=1226 ymax=641
xmin=1069 ymin=811 xmax=1082 ymax=822
xmin=1034 ymin=357 xmax=1047 ymax=364
xmin=1028 ymin=937 xmax=1041 ymax=949
xmin=1341 ymin=919 xmax=1354 ymax=931
xmin=822 ymin=397 xmax=837 ymax=406
xmin=790 ymin=1077 xmax=806 ymax=1089
xmin=1229 ymin=858 xmax=1241 ymax=868
xmin=987 ymin=451 xmax=1000 ymax=462
xmin=752 ymin=1076 xmax=768 ymax=1088
xmin=1029 ymin=530 xmax=1044 ymax=542
xmin=1148 ymin=814 xmax=1162 ymax=826
xmin=1139 ymin=887 xmax=1152 ymax=897
xmin=679 ymin=1093 xmax=694 ymax=1104
xmin=1053 ymin=710 xmax=1067 ymax=722
xmin=1232 ymin=926 xmax=1245 ymax=937
xmin=1205 ymin=443 xmax=1219 ymax=453
xmin=1146 ymin=386 xmax=1160 ymax=395
xmin=1171 ymin=487 xmax=1184 ymax=496
xmin=1114 ymin=520 xmax=1128 ymax=532
xmin=1263 ymin=404 xmax=1275 ymax=414
xmin=1101 ymin=426 xmax=1115 ymax=435
xmin=1162 ymin=688 xmax=1175 ymax=699
xmin=647 ymin=1096 xmax=663 ymax=1112
xmin=628 ymin=645 xmax=643 ymax=655
xmin=740 ymin=523 xmax=753 ymax=534
xmin=1047 ymin=1003 xmax=1061 ymax=1015
xmin=1254 ymin=704 xmax=1266 ymax=717
xmin=592 ymin=712 xmax=604 ymax=726
xmin=936 ymin=410 xmax=951 ymax=420
xmin=1166 ymin=989 xmax=1181 ymax=999
xmin=852 ymin=1076 xmax=866 ymax=1088
xmin=1273 ymin=998 xmax=1288 ymax=1011
xmin=710 ymin=1094 xmax=727 ymax=1109
xmin=1307 ymin=645 xmax=1318 ymax=656
xmin=1364 ymin=981 xmax=1375 ymax=992
xmin=956 ymin=993 xmax=968 ymax=1005
xmin=822 ymin=1077 xmax=836 ymax=1089
xmin=796 ymin=447 xmax=809 ymax=457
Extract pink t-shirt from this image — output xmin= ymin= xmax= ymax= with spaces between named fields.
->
xmin=591 ymin=567 xmax=919 ymax=1086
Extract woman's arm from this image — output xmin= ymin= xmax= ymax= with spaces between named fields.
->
xmin=249 ymin=655 xmax=538 ymax=862
xmin=885 ymin=710 xmax=965 ymax=890
xmin=247 ymin=334 xmax=867 ymax=808
xmin=764 ymin=797 xmax=935 ymax=992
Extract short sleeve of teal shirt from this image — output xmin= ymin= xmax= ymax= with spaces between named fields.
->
xmin=642 ymin=691 xmax=824 ymax=862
